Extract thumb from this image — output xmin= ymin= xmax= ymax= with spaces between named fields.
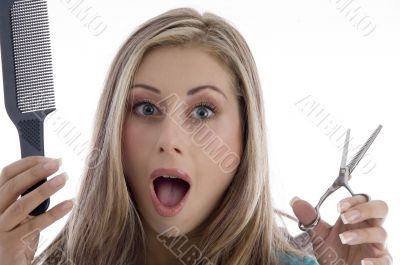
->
xmin=290 ymin=196 xmax=331 ymax=238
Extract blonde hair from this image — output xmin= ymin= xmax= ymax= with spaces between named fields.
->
xmin=33 ymin=7 xmax=309 ymax=265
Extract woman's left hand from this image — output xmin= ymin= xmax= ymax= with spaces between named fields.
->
xmin=290 ymin=194 xmax=393 ymax=265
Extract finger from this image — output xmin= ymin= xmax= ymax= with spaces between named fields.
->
xmin=0 ymin=156 xmax=50 ymax=187
xmin=362 ymin=254 xmax=393 ymax=265
xmin=0 ymin=158 xmax=62 ymax=214
xmin=0 ymin=172 xmax=68 ymax=232
xmin=340 ymin=200 xmax=389 ymax=226
xmin=19 ymin=215 xmax=35 ymax=226
xmin=15 ymin=199 xmax=74 ymax=244
xmin=337 ymin=194 xmax=368 ymax=213
xmin=339 ymin=226 xmax=387 ymax=250
xmin=290 ymin=197 xmax=331 ymax=238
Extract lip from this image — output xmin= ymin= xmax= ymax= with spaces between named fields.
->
xmin=149 ymin=168 xmax=192 ymax=217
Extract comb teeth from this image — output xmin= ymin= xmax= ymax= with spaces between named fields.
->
xmin=10 ymin=0 xmax=55 ymax=113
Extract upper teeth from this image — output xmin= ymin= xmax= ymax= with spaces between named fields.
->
xmin=161 ymin=175 xmax=178 ymax=179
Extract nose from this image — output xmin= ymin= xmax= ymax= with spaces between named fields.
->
xmin=156 ymin=110 xmax=189 ymax=155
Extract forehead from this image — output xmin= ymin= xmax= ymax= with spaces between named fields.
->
xmin=133 ymin=45 xmax=234 ymax=93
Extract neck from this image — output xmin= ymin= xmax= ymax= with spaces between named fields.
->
xmin=140 ymin=221 xmax=204 ymax=265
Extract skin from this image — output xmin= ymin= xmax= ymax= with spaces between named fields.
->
xmin=0 ymin=47 xmax=391 ymax=265
xmin=122 ymin=45 xmax=243 ymax=265
xmin=291 ymin=194 xmax=392 ymax=265
xmin=0 ymin=157 xmax=71 ymax=265
xmin=121 ymin=45 xmax=392 ymax=265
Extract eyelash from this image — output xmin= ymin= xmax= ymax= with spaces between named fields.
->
xmin=130 ymin=99 xmax=219 ymax=121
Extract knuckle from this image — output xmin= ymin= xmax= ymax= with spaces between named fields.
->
xmin=11 ymin=199 xmax=25 ymax=215
xmin=29 ymin=164 xmax=47 ymax=181
xmin=0 ymin=166 xmax=10 ymax=182
xmin=37 ymin=184 xmax=51 ymax=197
xmin=3 ymin=179 xmax=18 ymax=196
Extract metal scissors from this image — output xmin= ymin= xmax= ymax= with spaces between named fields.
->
xmin=298 ymin=124 xmax=383 ymax=231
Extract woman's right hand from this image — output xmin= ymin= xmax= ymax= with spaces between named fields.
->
xmin=0 ymin=156 xmax=73 ymax=265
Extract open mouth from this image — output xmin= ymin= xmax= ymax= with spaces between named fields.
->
xmin=153 ymin=176 xmax=190 ymax=207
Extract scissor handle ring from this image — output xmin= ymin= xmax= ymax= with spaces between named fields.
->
xmin=298 ymin=207 xmax=321 ymax=232
xmin=352 ymin=193 xmax=371 ymax=202
xmin=298 ymin=193 xmax=371 ymax=232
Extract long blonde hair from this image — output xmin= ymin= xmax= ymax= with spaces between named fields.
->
xmin=33 ymin=7 xmax=308 ymax=265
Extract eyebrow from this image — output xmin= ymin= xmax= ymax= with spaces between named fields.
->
xmin=131 ymin=83 xmax=228 ymax=101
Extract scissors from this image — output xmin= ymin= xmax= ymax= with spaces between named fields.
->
xmin=298 ymin=124 xmax=383 ymax=231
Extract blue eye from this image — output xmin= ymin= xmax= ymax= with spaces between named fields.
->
xmin=133 ymin=100 xmax=159 ymax=116
xmin=131 ymin=99 xmax=218 ymax=121
xmin=191 ymin=101 xmax=218 ymax=120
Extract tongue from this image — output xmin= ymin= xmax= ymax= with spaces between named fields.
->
xmin=155 ymin=178 xmax=188 ymax=207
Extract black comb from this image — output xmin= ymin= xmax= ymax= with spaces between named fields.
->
xmin=0 ymin=0 xmax=56 ymax=216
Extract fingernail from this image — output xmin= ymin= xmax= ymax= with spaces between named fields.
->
xmin=55 ymin=158 xmax=63 ymax=167
xmin=339 ymin=232 xmax=358 ymax=244
xmin=337 ymin=201 xmax=351 ymax=213
xmin=289 ymin=196 xmax=301 ymax=207
xmin=341 ymin=209 xmax=361 ymax=224
xmin=361 ymin=260 xmax=373 ymax=265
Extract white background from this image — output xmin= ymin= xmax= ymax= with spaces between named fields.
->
xmin=0 ymin=0 xmax=398 ymax=262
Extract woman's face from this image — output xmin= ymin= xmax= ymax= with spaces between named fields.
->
xmin=122 ymin=45 xmax=243 ymax=236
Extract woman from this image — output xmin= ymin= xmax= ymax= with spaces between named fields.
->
xmin=0 ymin=7 xmax=391 ymax=265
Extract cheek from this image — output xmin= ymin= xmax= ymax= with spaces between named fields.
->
xmin=122 ymin=123 xmax=153 ymax=184
xmin=123 ymin=122 xmax=158 ymax=206
xmin=216 ymin=117 xmax=242 ymax=155
xmin=123 ymin=122 xmax=154 ymax=158
xmin=197 ymin=111 xmax=242 ymax=196
xmin=208 ymin=111 xmax=242 ymax=172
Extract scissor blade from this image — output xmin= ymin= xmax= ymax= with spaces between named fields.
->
xmin=340 ymin=129 xmax=351 ymax=168
xmin=347 ymin=125 xmax=383 ymax=175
